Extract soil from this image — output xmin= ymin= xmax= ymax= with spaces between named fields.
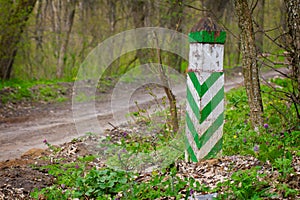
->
xmin=0 ymin=67 xmax=293 ymax=199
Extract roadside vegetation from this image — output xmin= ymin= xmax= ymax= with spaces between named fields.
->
xmin=29 ymin=77 xmax=299 ymax=200
xmin=0 ymin=79 xmax=70 ymax=104
xmin=0 ymin=77 xmax=118 ymax=106
xmin=0 ymin=0 xmax=299 ymax=199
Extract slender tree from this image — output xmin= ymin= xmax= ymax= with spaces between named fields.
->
xmin=0 ymin=0 xmax=37 ymax=80
xmin=285 ymin=0 xmax=300 ymax=119
xmin=56 ymin=0 xmax=77 ymax=78
xmin=130 ymin=0 xmax=150 ymax=65
xmin=160 ymin=0 xmax=184 ymax=72
xmin=34 ymin=0 xmax=45 ymax=73
xmin=153 ymin=32 xmax=179 ymax=133
xmin=234 ymin=0 xmax=264 ymax=129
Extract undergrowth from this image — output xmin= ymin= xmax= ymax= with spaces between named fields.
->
xmin=220 ymin=77 xmax=299 ymax=199
xmin=223 ymin=78 xmax=299 ymax=160
xmin=30 ymin=78 xmax=299 ymax=199
xmin=0 ymin=79 xmax=70 ymax=104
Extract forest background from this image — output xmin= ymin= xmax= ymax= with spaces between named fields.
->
xmin=0 ymin=0 xmax=286 ymax=81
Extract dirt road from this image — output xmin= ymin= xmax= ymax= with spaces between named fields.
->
xmin=0 ymin=68 xmax=288 ymax=161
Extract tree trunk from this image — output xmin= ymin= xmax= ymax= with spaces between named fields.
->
xmin=104 ymin=0 xmax=118 ymax=76
xmin=34 ymin=0 xmax=45 ymax=69
xmin=0 ymin=0 xmax=37 ymax=80
xmin=130 ymin=0 xmax=149 ymax=65
xmin=234 ymin=0 xmax=264 ymax=130
xmin=56 ymin=0 xmax=76 ymax=78
xmin=131 ymin=0 xmax=146 ymax=28
xmin=161 ymin=0 xmax=184 ymax=72
xmin=50 ymin=0 xmax=61 ymax=65
xmin=106 ymin=0 xmax=117 ymax=33
xmin=285 ymin=0 xmax=300 ymax=119
xmin=154 ymin=36 xmax=179 ymax=134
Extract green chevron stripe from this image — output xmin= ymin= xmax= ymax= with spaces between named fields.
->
xmin=188 ymin=72 xmax=223 ymax=98
xmin=200 ymin=86 xmax=224 ymax=123
xmin=186 ymin=112 xmax=201 ymax=148
xmin=187 ymin=87 xmax=200 ymax=121
xmin=186 ymin=70 xmax=224 ymax=161
xmin=185 ymin=136 xmax=198 ymax=162
xmin=199 ymin=72 xmax=223 ymax=98
xmin=198 ymin=112 xmax=224 ymax=147
xmin=188 ymin=72 xmax=201 ymax=98
xmin=204 ymin=137 xmax=223 ymax=159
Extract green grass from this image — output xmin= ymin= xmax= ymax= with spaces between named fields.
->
xmin=223 ymin=82 xmax=299 ymax=160
xmin=30 ymin=78 xmax=299 ymax=199
xmin=0 ymin=79 xmax=70 ymax=104
xmin=220 ymin=78 xmax=299 ymax=199
xmin=31 ymin=152 xmax=205 ymax=200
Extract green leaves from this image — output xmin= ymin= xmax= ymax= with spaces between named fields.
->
xmin=118 ymin=166 xmax=207 ymax=200
xmin=31 ymin=161 xmax=209 ymax=199
xmin=218 ymin=81 xmax=300 ymax=199
xmin=74 ymin=167 xmax=131 ymax=198
xmin=0 ymin=79 xmax=69 ymax=104
xmin=223 ymin=82 xmax=299 ymax=163
xmin=216 ymin=167 xmax=273 ymax=199
xmin=32 ymin=163 xmax=132 ymax=199
xmin=31 ymin=77 xmax=299 ymax=199
xmin=273 ymin=157 xmax=294 ymax=180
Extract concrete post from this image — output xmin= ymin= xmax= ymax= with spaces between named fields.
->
xmin=185 ymin=17 xmax=226 ymax=162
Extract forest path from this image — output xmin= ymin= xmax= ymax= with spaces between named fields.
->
xmin=0 ymin=68 xmax=289 ymax=161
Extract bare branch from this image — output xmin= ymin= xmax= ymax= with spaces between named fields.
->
xmin=264 ymin=31 xmax=290 ymax=51
xmin=250 ymin=0 xmax=259 ymax=14
xmin=184 ymin=3 xmax=239 ymax=40
xmin=257 ymin=58 xmax=291 ymax=79
xmin=182 ymin=3 xmax=208 ymax=12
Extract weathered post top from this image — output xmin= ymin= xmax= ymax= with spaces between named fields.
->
xmin=189 ymin=17 xmax=226 ymax=44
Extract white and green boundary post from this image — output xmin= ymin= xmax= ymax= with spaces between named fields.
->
xmin=185 ymin=18 xmax=226 ymax=162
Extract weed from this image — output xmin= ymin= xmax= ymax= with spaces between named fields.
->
xmin=31 ymin=159 xmax=206 ymax=199
xmin=220 ymin=79 xmax=299 ymax=199
xmin=31 ymin=78 xmax=299 ymax=199
xmin=74 ymin=167 xmax=130 ymax=198
xmin=223 ymin=83 xmax=299 ymax=163
xmin=118 ymin=165 xmax=209 ymax=200
xmin=273 ymin=157 xmax=294 ymax=180
xmin=276 ymin=183 xmax=299 ymax=198
xmin=43 ymin=139 xmax=61 ymax=154
xmin=0 ymin=79 xmax=70 ymax=104
xmin=215 ymin=166 xmax=273 ymax=199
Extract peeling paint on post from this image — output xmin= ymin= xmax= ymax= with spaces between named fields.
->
xmin=185 ymin=18 xmax=226 ymax=162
